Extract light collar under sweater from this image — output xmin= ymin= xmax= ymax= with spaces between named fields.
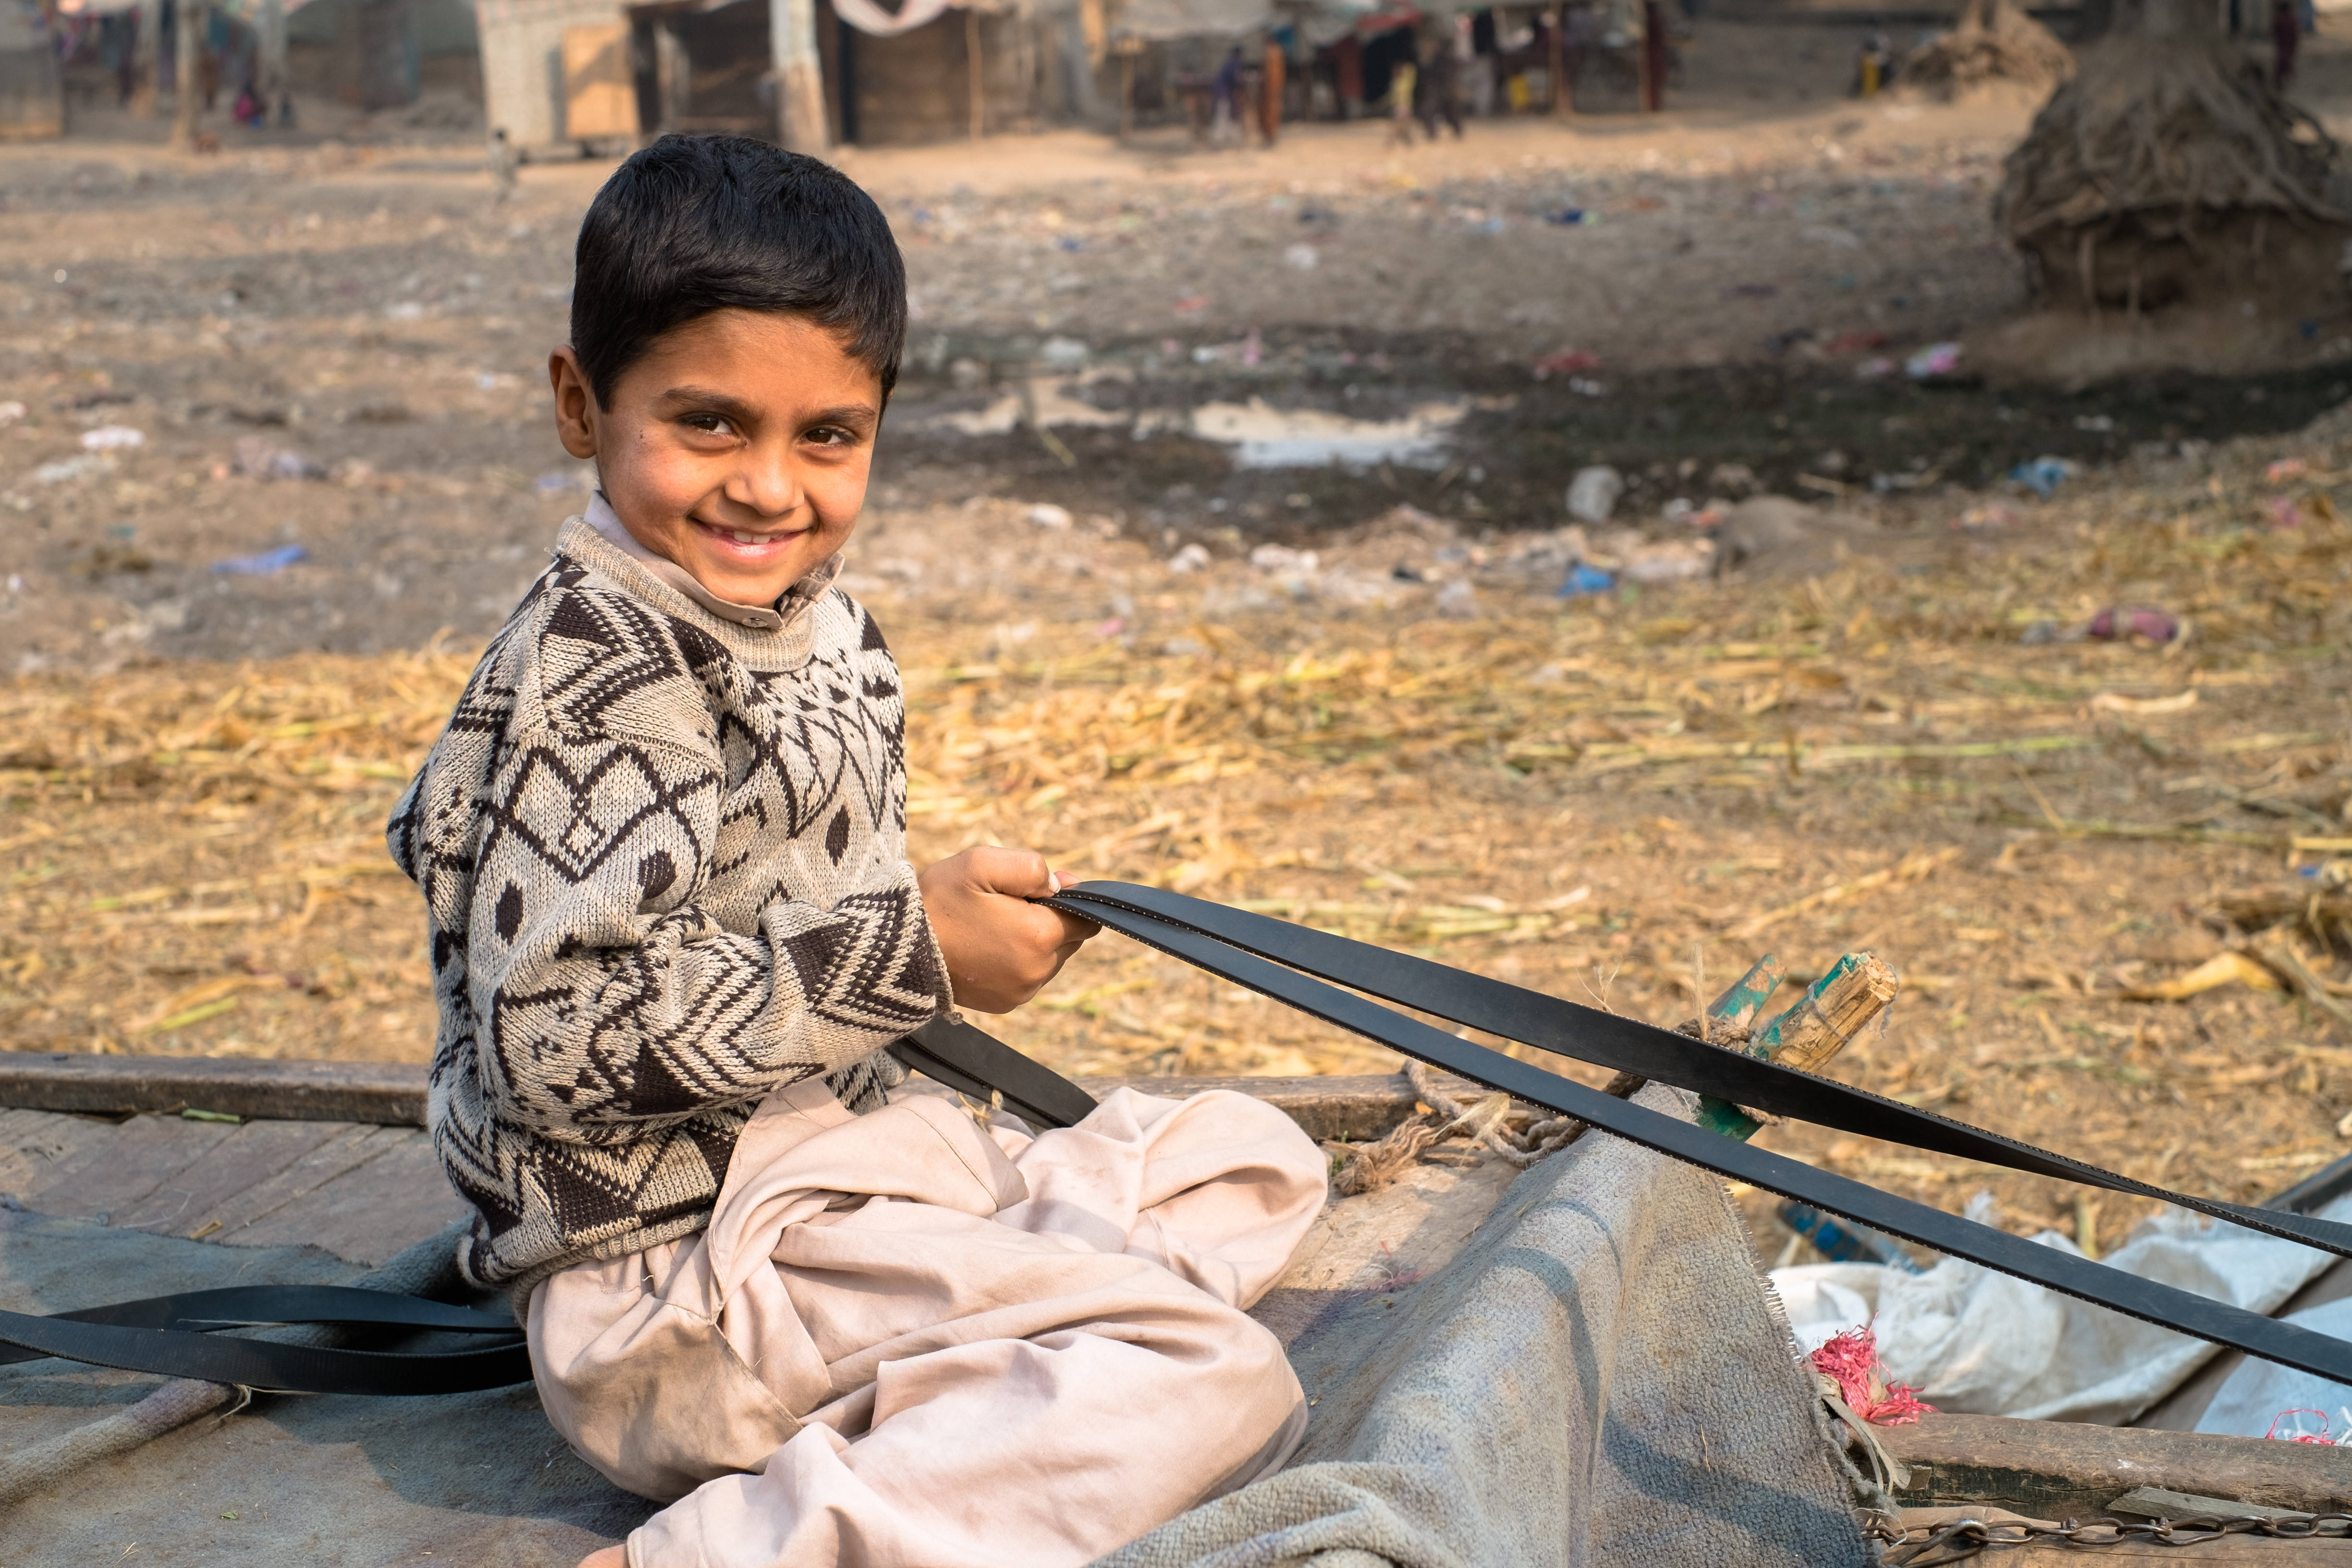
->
xmin=581 ymin=491 xmax=843 ymax=633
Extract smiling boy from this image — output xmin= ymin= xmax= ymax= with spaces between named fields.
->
xmin=390 ymin=137 xmax=1325 ymax=1568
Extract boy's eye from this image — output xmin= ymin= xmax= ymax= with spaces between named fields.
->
xmin=681 ymin=413 xmax=735 ymax=436
xmin=806 ymin=426 xmax=854 ymax=446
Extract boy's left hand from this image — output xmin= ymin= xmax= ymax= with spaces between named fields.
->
xmin=919 ymin=847 xmax=1100 ymax=1013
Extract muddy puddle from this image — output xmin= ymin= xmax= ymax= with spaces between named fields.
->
xmin=880 ymin=330 xmax=2352 ymax=545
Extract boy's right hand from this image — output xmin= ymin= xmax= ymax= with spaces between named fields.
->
xmin=919 ymin=846 xmax=1099 ymax=1013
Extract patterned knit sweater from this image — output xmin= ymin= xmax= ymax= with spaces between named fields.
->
xmin=388 ymin=515 xmax=953 ymax=1292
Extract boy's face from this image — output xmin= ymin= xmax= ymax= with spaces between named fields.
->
xmin=550 ymin=309 xmax=882 ymax=608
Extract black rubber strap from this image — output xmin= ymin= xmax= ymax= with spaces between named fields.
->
xmin=0 ymin=1286 xmax=529 ymax=1393
xmin=0 ymin=1285 xmax=518 ymax=1368
xmin=1048 ymin=885 xmax=2352 ymax=1386
xmin=1056 ymin=882 xmax=2352 ymax=1262
xmin=889 ymin=1013 xmax=1099 ymax=1130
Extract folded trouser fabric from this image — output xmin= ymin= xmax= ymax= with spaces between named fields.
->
xmin=528 ymin=1078 xmax=1330 ymax=1568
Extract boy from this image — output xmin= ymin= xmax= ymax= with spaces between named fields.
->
xmin=388 ymin=136 xmax=1326 ymax=1568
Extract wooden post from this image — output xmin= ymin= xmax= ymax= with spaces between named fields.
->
xmin=132 ymin=0 xmax=160 ymax=115
xmin=769 ymin=0 xmax=829 ymax=153
xmin=257 ymin=0 xmax=286 ymax=124
xmin=1547 ymin=0 xmax=1568 ymax=115
xmin=170 ymin=0 xmax=200 ymax=146
xmin=966 ymin=5 xmax=983 ymax=139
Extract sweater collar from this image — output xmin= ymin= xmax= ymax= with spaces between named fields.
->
xmin=578 ymin=492 xmax=842 ymax=633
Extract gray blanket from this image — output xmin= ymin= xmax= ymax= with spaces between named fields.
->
xmin=1099 ymin=1086 xmax=1875 ymax=1568
xmin=0 ymin=1086 xmax=1869 ymax=1567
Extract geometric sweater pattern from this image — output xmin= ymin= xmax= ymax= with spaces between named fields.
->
xmin=388 ymin=517 xmax=952 ymax=1292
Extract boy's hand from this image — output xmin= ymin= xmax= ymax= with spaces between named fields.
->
xmin=576 ymin=1548 xmax=626 ymax=1568
xmin=919 ymin=847 xmax=1099 ymax=1013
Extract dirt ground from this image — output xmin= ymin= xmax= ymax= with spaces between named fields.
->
xmin=8 ymin=28 xmax=2352 ymax=1260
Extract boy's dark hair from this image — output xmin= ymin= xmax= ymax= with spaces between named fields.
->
xmin=571 ymin=135 xmax=906 ymax=407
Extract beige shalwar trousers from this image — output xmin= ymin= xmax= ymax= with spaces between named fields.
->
xmin=528 ymin=1077 xmax=1328 ymax=1568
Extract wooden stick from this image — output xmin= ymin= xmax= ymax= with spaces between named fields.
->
xmin=1697 ymin=951 xmax=1901 ymax=1139
xmin=967 ymin=6 xmax=983 ymax=140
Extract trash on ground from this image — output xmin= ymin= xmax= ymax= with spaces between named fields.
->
xmin=2009 ymin=455 xmax=2078 ymax=498
xmin=1622 ymin=539 xmax=1711 ymax=583
xmin=1283 ymin=244 xmax=1319 ymax=270
xmin=1167 ymin=542 xmax=1211 ymax=574
xmin=2267 ymin=458 xmax=2311 ymax=486
xmin=1780 ymin=1201 xmax=1921 ymax=1271
xmin=212 ymin=544 xmax=309 ymax=576
xmin=31 ymin=454 xmax=110 ymax=485
xmin=0 ymin=401 xmax=24 ymax=427
xmin=1531 ymin=348 xmax=1604 ymax=380
xmin=1024 ymin=503 xmax=1074 ymax=530
xmin=1810 ymin=1325 xmax=1934 ymax=1425
xmin=2194 ymin=1297 xmax=2352 ymax=1441
xmin=1775 ymin=1187 xmax=2352 ymax=1425
xmin=1557 ymin=563 xmax=1617 ymax=598
xmin=1435 ymin=579 xmax=1479 ymax=618
xmin=1905 ymin=342 xmax=1962 ymax=379
xmin=1954 ymin=503 xmax=2020 ymax=531
xmin=1190 ymin=398 xmax=1464 ymax=472
xmin=2085 ymin=605 xmax=2183 ymax=644
xmin=1249 ymin=544 xmax=1319 ymax=574
xmin=1822 ymin=330 xmax=1891 ymax=355
xmin=2267 ymin=496 xmax=2303 ymax=529
xmin=233 ymin=436 xmax=328 ymax=481
xmin=1565 ymin=465 xmax=1625 ymax=525
xmin=79 ymin=426 xmax=144 ymax=450
xmin=1855 ymin=356 xmax=1898 ymax=380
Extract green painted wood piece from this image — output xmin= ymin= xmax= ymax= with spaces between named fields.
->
xmin=1697 ymin=951 xmax=1871 ymax=1140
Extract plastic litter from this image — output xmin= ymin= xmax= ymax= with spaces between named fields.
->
xmin=1544 ymin=208 xmax=1588 ymax=226
xmin=1248 ymin=544 xmax=1319 ymax=573
xmin=1038 ymin=337 xmax=1090 ymax=371
xmin=1167 ymin=542 xmax=1211 ymax=574
xmin=2266 ymin=496 xmax=2302 ymax=530
xmin=1283 ymin=244 xmax=1319 ymax=270
xmin=1904 ymin=342 xmax=1961 ymax=379
xmin=1024 ymin=503 xmax=1074 ymax=530
xmin=79 ymin=426 xmax=144 ymax=450
xmin=1780 ymin=1200 xmax=1921 ymax=1272
xmin=1810 ymin=1326 xmax=1934 ymax=1425
xmin=1854 ymin=356 xmax=1898 ymax=380
xmin=1565 ymin=465 xmax=1624 ymax=525
xmin=0 ymin=401 xmax=24 ymax=427
xmin=2009 ymin=455 xmax=2078 ymax=498
xmin=1434 ymin=579 xmax=1478 ymax=618
xmin=1775 ymin=1188 xmax=2352 ymax=1426
xmin=1557 ymin=563 xmax=1617 ymax=598
xmin=2195 ymin=1297 xmax=2352 ymax=1440
xmin=232 ymin=436 xmax=328 ymax=481
xmin=212 ymin=544 xmax=308 ymax=576
xmin=2266 ymin=1409 xmax=2340 ymax=1444
xmin=2268 ymin=458 xmax=2311 ymax=486
xmin=1531 ymin=348 xmax=1604 ymax=380
xmin=2086 ymin=605 xmax=2181 ymax=644
xmin=31 ymin=454 xmax=109 ymax=485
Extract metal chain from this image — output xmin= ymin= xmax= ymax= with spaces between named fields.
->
xmin=1861 ymin=1508 xmax=2352 ymax=1565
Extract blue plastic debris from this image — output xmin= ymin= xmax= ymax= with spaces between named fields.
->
xmin=1545 ymin=208 xmax=1587 ymax=226
xmin=212 ymin=544 xmax=307 ymax=575
xmin=2009 ymin=455 xmax=2079 ymax=499
xmin=1557 ymin=563 xmax=1617 ymax=598
xmin=1779 ymin=1200 xmax=1923 ymax=1272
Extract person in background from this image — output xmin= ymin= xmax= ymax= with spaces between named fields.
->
xmin=1415 ymin=29 xmax=1463 ymax=138
xmin=487 ymin=126 xmax=520 ymax=204
xmin=1387 ymin=53 xmax=1418 ymax=144
xmin=2275 ymin=0 xmax=2300 ymax=88
xmin=1211 ymin=45 xmax=1244 ymax=146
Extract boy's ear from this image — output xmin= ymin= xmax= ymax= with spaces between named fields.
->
xmin=549 ymin=347 xmax=600 ymax=461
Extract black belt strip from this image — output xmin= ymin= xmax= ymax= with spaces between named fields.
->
xmin=14 ymin=882 xmax=2351 ymax=1393
xmin=0 ymin=1285 xmax=528 ymax=1394
xmin=1042 ymin=880 xmax=2352 ymax=1388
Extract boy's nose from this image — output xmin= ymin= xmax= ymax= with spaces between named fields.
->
xmin=732 ymin=443 xmax=806 ymax=521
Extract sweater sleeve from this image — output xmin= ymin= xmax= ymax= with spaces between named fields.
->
xmin=464 ymin=727 xmax=950 ymax=1139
